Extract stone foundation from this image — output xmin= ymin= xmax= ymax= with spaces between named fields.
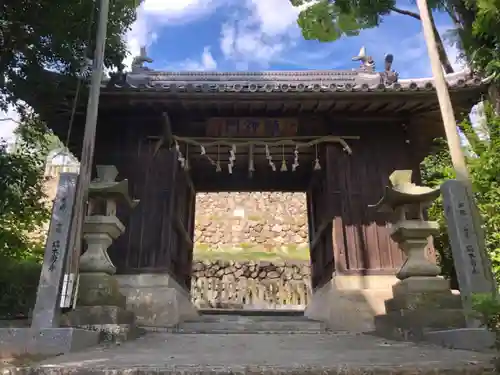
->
xmin=305 ymin=275 xmax=397 ymax=333
xmin=374 ymin=277 xmax=466 ymax=340
xmin=60 ymin=273 xmax=142 ymax=342
xmin=191 ymin=261 xmax=311 ymax=309
xmin=115 ymin=274 xmax=198 ymax=327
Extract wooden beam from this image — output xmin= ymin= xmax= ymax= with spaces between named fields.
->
xmin=183 ymin=169 xmax=195 ymax=195
xmin=192 ymin=168 xmax=311 ymax=192
xmin=161 ymin=112 xmax=174 ymax=148
xmin=144 ymin=111 xmax=175 ymax=163
xmin=173 ymin=215 xmax=194 ymax=248
xmin=310 ymin=219 xmax=332 ymax=251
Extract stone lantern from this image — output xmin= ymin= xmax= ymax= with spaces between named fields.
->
xmin=61 ymin=165 xmax=141 ymax=342
xmin=370 ymin=170 xmax=442 ymax=281
xmin=79 ymin=165 xmax=139 ymax=274
xmin=369 ymin=170 xmax=465 ymax=339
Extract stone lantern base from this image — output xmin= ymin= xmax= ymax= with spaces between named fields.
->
xmin=61 ymin=216 xmax=143 ymax=343
xmin=60 ymin=272 xmax=144 ymax=343
xmin=374 ymin=276 xmax=466 ymax=340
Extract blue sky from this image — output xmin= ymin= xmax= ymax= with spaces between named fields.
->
xmin=1 ymin=0 xmax=463 ymax=141
xmin=123 ymin=0 xmax=461 ymax=76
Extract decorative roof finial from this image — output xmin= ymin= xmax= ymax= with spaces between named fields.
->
xmin=384 ymin=54 xmax=394 ymax=72
xmin=352 ymin=46 xmax=375 ymax=73
xmin=381 ymin=53 xmax=398 ymax=85
xmin=131 ymin=45 xmax=153 ymax=72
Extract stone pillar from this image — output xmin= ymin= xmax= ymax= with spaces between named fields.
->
xmin=60 ymin=165 xmax=142 ymax=342
xmin=369 ymin=170 xmax=465 ymax=340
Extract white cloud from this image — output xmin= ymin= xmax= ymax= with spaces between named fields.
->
xmin=220 ymin=21 xmax=288 ymax=68
xmin=395 ymin=29 xmax=465 ymax=78
xmin=123 ymin=0 xmax=222 ymax=70
xmin=176 ymin=47 xmax=218 ymax=71
xmin=120 ymin=0 xmax=464 ymax=76
xmin=249 ymin=0 xmax=301 ymax=36
xmin=0 ymin=105 xmax=19 ymax=143
xmin=219 ymin=0 xmax=304 ymax=69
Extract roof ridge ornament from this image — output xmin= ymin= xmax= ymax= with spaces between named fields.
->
xmin=352 ymin=46 xmax=375 ymax=73
xmin=131 ymin=46 xmax=153 ymax=73
xmin=382 ymin=53 xmax=398 ymax=85
xmin=352 ymin=46 xmax=399 ymax=84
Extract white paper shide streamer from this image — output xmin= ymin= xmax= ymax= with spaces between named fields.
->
xmin=170 ymin=136 xmax=350 ymax=174
xmin=265 ymin=144 xmax=276 ymax=171
xmin=228 ymin=144 xmax=236 ymax=174
xmin=292 ymin=146 xmax=299 ymax=171
xmin=175 ymin=140 xmax=186 ymax=169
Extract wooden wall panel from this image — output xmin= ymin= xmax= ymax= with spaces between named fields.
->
xmin=92 ymin=116 xmax=194 ymax=289
xmin=325 ymin=123 xmax=426 ymax=274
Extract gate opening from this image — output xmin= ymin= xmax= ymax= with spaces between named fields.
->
xmin=191 ymin=191 xmax=312 ymax=310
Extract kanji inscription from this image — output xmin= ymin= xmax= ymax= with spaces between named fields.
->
xmin=206 ymin=118 xmax=299 ymax=137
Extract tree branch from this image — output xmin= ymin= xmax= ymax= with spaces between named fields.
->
xmin=444 ymin=6 xmax=461 ymax=26
xmin=389 ymin=6 xmax=421 ymax=20
xmin=0 ymin=118 xmax=20 ymax=124
xmin=389 ymin=6 xmax=454 ymax=73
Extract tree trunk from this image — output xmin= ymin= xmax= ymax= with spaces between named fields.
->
xmin=431 ymin=17 xmax=455 ymax=74
xmin=488 ymin=84 xmax=500 ymax=115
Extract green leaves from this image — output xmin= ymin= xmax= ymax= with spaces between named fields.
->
xmin=293 ymin=0 xmax=389 ymax=42
xmin=0 ymin=117 xmax=52 ymax=261
xmin=0 ymin=0 xmax=138 ymax=110
xmin=289 ymin=0 xmax=455 ymax=72
xmin=420 ymin=102 xmax=500 ymax=285
xmin=472 ymin=293 xmax=500 ymax=354
xmin=453 ymin=0 xmax=500 ymax=81
xmin=296 ymin=1 xmax=363 ymax=42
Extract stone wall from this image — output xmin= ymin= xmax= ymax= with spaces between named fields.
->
xmin=191 ymin=260 xmax=311 ymax=309
xmin=42 ymin=167 xmax=310 ymax=254
xmin=194 ymin=192 xmax=309 ymax=255
xmin=42 ymin=170 xmax=309 ymax=254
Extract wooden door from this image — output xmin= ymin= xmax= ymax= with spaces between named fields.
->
xmin=170 ymin=165 xmax=196 ymax=290
xmin=306 ymin=155 xmax=335 ymax=290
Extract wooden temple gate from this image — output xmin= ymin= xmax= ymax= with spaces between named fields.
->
xmin=99 ymin=114 xmax=418 ymax=295
xmin=31 ymin=62 xmax=484 ymax=314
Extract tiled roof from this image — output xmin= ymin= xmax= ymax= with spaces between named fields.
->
xmin=103 ymin=68 xmax=483 ymax=94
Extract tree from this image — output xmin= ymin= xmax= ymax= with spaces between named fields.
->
xmin=14 ymin=120 xmax=64 ymax=155
xmin=0 ymin=0 xmax=139 ymax=112
xmin=0 ymin=116 xmax=52 ymax=261
xmin=448 ymin=0 xmax=500 ymax=113
xmin=290 ymin=0 xmax=455 ymax=73
xmin=421 ymin=102 xmax=500 ymax=283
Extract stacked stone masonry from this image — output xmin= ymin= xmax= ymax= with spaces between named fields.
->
xmin=194 ymin=192 xmax=308 ymax=251
xmin=42 ymin=171 xmax=309 ymax=252
xmin=191 ymin=261 xmax=311 ymax=309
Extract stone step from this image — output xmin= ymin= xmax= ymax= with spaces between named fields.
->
xmin=72 ymin=323 xmax=146 ymax=343
xmin=374 ymin=308 xmax=467 ymax=341
xmin=175 ymin=322 xmax=325 ymax=334
xmin=192 ymin=313 xmax=312 ymax=323
xmin=384 ymin=293 xmax=462 ymax=313
xmin=152 ymin=314 xmax=326 ymax=334
xmin=197 ymin=308 xmax=305 ymax=316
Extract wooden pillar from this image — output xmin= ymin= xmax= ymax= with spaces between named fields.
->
xmin=164 ymin=150 xmax=178 ymax=271
xmin=325 ymin=144 xmax=347 ymax=274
